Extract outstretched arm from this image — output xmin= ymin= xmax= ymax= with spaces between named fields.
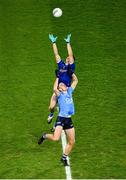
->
xmin=71 ymin=73 xmax=78 ymax=90
xmin=67 ymin=42 xmax=73 ymax=57
xmin=49 ymin=34 xmax=61 ymax=63
xmin=67 ymin=43 xmax=74 ymax=64
xmin=64 ymin=34 xmax=74 ymax=64
xmin=52 ymin=43 xmax=61 ymax=63
xmin=53 ymin=78 xmax=60 ymax=96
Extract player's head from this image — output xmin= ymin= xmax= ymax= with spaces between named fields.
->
xmin=58 ymin=82 xmax=67 ymax=91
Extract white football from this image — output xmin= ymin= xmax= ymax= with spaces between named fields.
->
xmin=53 ymin=8 xmax=62 ymax=17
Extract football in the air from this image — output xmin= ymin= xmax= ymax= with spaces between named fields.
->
xmin=53 ymin=8 xmax=62 ymax=17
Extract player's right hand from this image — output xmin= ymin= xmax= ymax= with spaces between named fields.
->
xmin=49 ymin=34 xmax=57 ymax=43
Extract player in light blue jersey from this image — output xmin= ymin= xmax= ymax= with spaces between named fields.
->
xmin=57 ymin=84 xmax=75 ymax=117
xmin=38 ymin=74 xmax=78 ymax=166
xmin=47 ymin=34 xmax=75 ymax=123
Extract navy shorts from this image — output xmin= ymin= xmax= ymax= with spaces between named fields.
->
xmin=55 ymin=116 xmax=74 ymax=130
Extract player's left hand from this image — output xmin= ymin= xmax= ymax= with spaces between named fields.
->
xmin=64 ymin=34 xmax=71 ymax=43
xmin=49 ymin=34 xmax=57 ymax=43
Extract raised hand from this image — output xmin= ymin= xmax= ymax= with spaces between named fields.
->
xmin=64 ymin=34 xmax=71 ymax=43
xmin=49 ymin=34 xmax=57 ymax=43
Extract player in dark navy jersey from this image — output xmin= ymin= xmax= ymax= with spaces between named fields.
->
xmin=57 ymin=59 xmax=75 ymax=87
xmin=47 ymin=34 xmax=75 ymax=123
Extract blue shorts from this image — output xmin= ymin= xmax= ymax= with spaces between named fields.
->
xmin=55 ymin=116 xmax=74 ymax=130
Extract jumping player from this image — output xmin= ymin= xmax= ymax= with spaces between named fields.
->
xmin=48 ymin=34 xmax=75 ymax=123
xmin=38 ymin=73 xmax=78 ymax=166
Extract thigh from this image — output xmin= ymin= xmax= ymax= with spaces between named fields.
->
xmin=65 ymin=127 xmax=75 ymax=142
xmin=54 ymin=126 xmax=63 ymax=139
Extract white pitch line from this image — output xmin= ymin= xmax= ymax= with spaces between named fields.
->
xmin=61 ymin=130 xmax=72 ymax=180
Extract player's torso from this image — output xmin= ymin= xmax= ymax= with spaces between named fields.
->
xmin=58 ymin=90 xmax=74 ymax=117
xmin=58 ymin=65 xmax=71 ymax=87
xmin=58 ymin=60 xmax=75 ymax=87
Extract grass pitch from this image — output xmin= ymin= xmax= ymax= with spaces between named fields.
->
xmin=0 ymin=0 xmax=126 ymax=178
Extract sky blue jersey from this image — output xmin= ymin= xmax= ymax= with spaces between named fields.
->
xmin=57 ymin=87 xmax=75 ymax=117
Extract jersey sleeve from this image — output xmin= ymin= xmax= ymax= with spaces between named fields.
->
xmin=69 ymin=63 xmax=75 ymax=72
xmin=57 ymin=60 xmax=65 ymax=70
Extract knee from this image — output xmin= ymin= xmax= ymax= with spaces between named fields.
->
xmin=48 ymin=106 xmax=54 ymax=111
xmin=53 ymin=136 xmax=60 ymax=141
xmin=69 ymin=139 xmax=75 ymax=146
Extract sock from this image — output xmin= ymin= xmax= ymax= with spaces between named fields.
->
xmin=62 ymin=154 xmax=67 ymax=160
xmin=50 ymin=112 xmax=54 ymax=116
xmin=42 ymin=133 xmax=47 ymax=139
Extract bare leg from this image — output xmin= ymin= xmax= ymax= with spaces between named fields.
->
xmin=47 ymin=93 xmax=57 ymax=123
xmin=64 ymin=128 xmax=75 ymax=155
xmin=60 ymin=128 xmax=75 ymax=166
xmin=38 ymin=126 xmax=63 ymax=145
xmin=46 ymin=126 xmax=63 ymax=141
xmin=48 ymin=92 xmax=57 ymax=112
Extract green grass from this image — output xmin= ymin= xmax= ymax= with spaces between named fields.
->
xmin=0 ymin=0 xmax=126 ymax=178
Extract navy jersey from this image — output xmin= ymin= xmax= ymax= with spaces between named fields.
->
xmin=58 ymin=60 xmax=75 ymax=87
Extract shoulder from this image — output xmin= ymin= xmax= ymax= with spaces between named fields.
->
xmin=57 ymin=60 xmax=66 ymax=69
xmin=57 ymin=59 xmax=64 ymax=65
